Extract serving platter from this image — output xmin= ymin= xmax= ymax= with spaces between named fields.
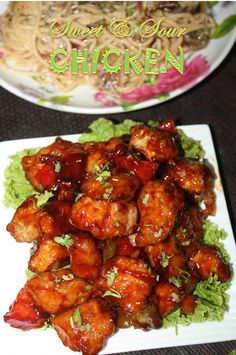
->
xmin=0 ymin=124 xmax=236 ymax=354
xmin=0 ymin=1 xmax=236 ymax=114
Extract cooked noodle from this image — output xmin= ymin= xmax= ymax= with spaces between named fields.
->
xmin=0 ymin=1 xmax=216 ymax=98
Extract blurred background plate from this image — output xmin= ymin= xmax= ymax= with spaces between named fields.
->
xmin=0 ymin=1 xmax=235 ymax=114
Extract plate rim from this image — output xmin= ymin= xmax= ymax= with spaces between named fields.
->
xmin=0 ymin=2 xmax=235 ymax=114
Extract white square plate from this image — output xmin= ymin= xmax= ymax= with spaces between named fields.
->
xmin=0 ymin=124 xmax=236 ymax=355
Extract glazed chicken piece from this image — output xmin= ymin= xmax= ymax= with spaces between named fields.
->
xmin=152 ymin=281 xmax=181 ymax=317
xmin=96 ymin=256 xmax=155 ymax=315
xmin=71 ymin=196 xmax=138 ymax=240
xmin=25 ymin=270 xmax=92 ymax=314
xmin=69 ymin=233 xmax=102 ymax=281
xmin=81 ymin=173 xmax=140 ymax=202
xmin=114 ymin=235 xmax=140 ymax=258
xmin=39 ymin=200 xmax=76 ymax=238
xmin=130 ymin=125 xmax=178 ymax=162
xmin=188 ymin=246 xmax=231 ymax=282
xmin=162 ymin=158 xmax=216 ymax=216
xmin=145 ymin=234 xmax=180 ymax=271
xmin=84 ymin=137 xmax=124 ymax=175
xmin=22 ymin=138 xmax=75 ymax=191
xmin=28 ymin=238 xmax=69 ymax=273
xmin=180 ymin=295 xmax=197 ymax=315
xmin=4 ymin=288 xmax=48 ymax=330
xmin=145 ymin=235 xmax=197 ymax=290
xmin=51 ymin=298 xmax=116 ymax=355
xmin=22 ymin=137 xmax=87 ymax=194
xmin=137 ymin=180 xmax=184 ymax=246
xmin=117 ymin=302 xmax=162 ymax=330
xmin=174 ymin=205 xmax=203 ymax=247
xmin=7 ymin=196 xmax=45 ymax=243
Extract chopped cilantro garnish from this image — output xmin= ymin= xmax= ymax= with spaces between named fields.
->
xmin=35 ymin=191 xmax=54 ymax=208
xmin=103 ymin=289 xmax=122 ymax=298
xmin=75 ymin=193 xmax=84 ymax=202
xmin=171 ymin=292 xmax=180 ymax=303
xmin=72 ymin=308 xmax=91 ymax=331
xmin=106 ymin=267 xmax=118 ymax=287
xmin=61 ymin=273 xmax=74 ymax=281
xmin=41 ymin=321 xmax=52 ymax=331
xmin=54 ymin=162 xmax=61 ymax=173
xmin=73 ymin=308 xmax=82 ymax=327
xmin=142 ymin=194 xmax=149 ymax=206
xmin=54 ymin=234 xmax=73 ymax=249
xmin=169 ymin=276 xmax=182 ymax=288
xmin=159 ymin=251 xmax=170 ymax=268
xmin=94 ymin=162 xmax=111 ymax=181
xmin=58 ymin=264 xmax=71 ymax=270
xmin=25 ymin=268 xmax=36 ymax=280
xmin=86 ymin=285 xmax=93 ymax=291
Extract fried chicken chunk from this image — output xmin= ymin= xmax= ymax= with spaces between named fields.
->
xmin=71 ymin=196 xmax=138 ymax=240
xmin=162 ymin=158 xmax=216 ymax=216
xmin=96 ymin=256 xmax=155 ymax=315
xmin=145 ymin=235 xmax=185 ymax=277
xmin=22 ymin=138 xmax=74 ymax=191
xmin=152 ymin=281 xmax=181 ymax=317
xmin=130 ymin=125 xmax=178 ymax=162
xmin=69 ymin=233 xmax=102 ymax=281
xmin=7 ymin=196 xmax=45 ymax=243
xmin=85 ymin=137 xmax=124 ymax=175
xmin=51 ymin=298 xmax=115 ymax=355
xmin=188 ymin=246 xmax=231 ymax=282
xmin=22 ymin=138 xmax=87 ymax=197
xmin=174 ymin=205 xmax=203 ymax=247
xmin=4 ymin=288 xmax=48 ymax=330
xmin=137 ymin=180 xmax=184 ymax=246
xmin=39 ymin=200 xmax=76 ymax=238
xmin=25 ymin=270 xmax=91 ymax=314
xmin=81 ymin=173 xmax=140 ymax=202
xmin=28 ymin=238 xmax=69 ymax=273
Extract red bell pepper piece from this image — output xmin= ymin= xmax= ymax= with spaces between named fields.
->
xmin=158 ymin=118 xmax=176 ymax=134
xmin=114 ymin=155 xmax=159 ymax=183
xmin=35 ymin=164 xmax=57 ymax=188
xmin=115 ymin=236 xmax=139 ymax=257
xmin=4 ymin=288 xmax=48 ymax=330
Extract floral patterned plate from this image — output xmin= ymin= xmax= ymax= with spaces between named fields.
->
xmin=0 ymin=1 xmax=235 ymax=114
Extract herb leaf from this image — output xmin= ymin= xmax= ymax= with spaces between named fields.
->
xmin=159 ymin=251 xmax=170 ymax=268
xmin=73 ymin=308 xmax=82 ymax=327
xmin=54 ymin=234 xmax=73 ymax=248
xmin=35 ymin=191 xmax=54 ymax=208
xmin=106 ymin=267 xmax=118 ymax=287
xmin=54 ymin=162 xmax=61 ymax=173
xmin=41 ymin=321 xmax=52 ymax=331
xmin=212 ymin=14 xmax=236 ymax=39
xmin=103 ymin=289 xmax=122 ymax=298
xmin=142 ymin=194 xmax=149 ymax=206
xmin=72 ymin=308 xmax=91 ymax=332
xmin=25 ymin=268 xmax=36 ymax=280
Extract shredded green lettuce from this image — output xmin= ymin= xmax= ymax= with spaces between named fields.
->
xmin=177 ymin=128 xmax=205 ymax=160
xmin=163 ymin=274 xmax=230 ymax=328
xmin=4 ymin=148 xmax=40 ymax=209
xmin=78 ymin=117 xmax=141 ymax=143
xmin=203 ymin=220 xmax=230 ymax=262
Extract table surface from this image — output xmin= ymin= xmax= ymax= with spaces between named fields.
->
xmin=0 ymin=39 xmax=235 ymax=355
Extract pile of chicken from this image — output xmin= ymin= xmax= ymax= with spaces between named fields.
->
xmin=4 ymin=120 xmax=231 ymax=355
